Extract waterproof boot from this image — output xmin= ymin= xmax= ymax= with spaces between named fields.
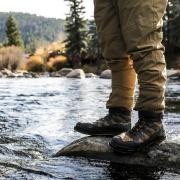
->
xmin=74 ymin=108 xmax=131 ymax=136
xmin=109 ymin=111 xmax=166 ymax=153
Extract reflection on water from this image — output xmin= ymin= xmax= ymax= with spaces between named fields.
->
xmin=0 ymin=78 xmax=179 ymax=179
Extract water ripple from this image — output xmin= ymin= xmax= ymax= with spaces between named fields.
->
xmin=0 ymin=78 xmax=179 ymax=179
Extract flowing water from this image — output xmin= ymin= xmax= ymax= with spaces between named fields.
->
xmin=0 ymin=77 xmax=179 ymax=179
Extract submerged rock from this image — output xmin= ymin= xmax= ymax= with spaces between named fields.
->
xmin=100 ymin=70 xmax=112 ymax=79
xmin=54 ymin=136 xmax=180 ymax=169
xmin=66 ymin=69 xmax=85 ymax=79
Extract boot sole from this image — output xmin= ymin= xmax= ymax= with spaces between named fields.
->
xmin=109 ymin=136 xmax=166 ymax=154
xmin=74 ymin=127 xmax=126 ymax=136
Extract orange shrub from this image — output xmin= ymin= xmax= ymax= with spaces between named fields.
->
xmin=47 ymin=55 xmax=67 ymax=71
xmin=25 ymin=55 xmax=45 ymax=72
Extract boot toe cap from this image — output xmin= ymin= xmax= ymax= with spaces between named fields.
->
xmin=110 ymin=133 xmax=138 ymax=152
xmin=74 ymin=122 xmax=94 ymax=132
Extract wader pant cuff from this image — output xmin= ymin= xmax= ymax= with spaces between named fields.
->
xmin=106 ymin=58 xmax=136 ymax=111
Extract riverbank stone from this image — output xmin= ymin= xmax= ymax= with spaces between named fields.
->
xmin=50 ymin=72 xmax=62 ymax=77
xmin=59 ymin=68 xmax=73 ymax=76
xmin=100 ymin=69 xmax=112 ymax=79
xmin=1 ymin=68 xmax=14 ymax=76
xmin=66 ymin=69 xmax=85 ymax=79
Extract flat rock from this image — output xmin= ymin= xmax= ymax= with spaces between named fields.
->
xmin=66 ymin=69 xmax=85 ymax=79
xmin=54 ymin=136 xmax=180 ymax=169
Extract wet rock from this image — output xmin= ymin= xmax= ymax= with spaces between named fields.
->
xmin=1 ymin=69 xmax=15 ymax=78
xmin=85 ymin=73 xmax=97 ymax=78
xmin=100 ymin=69 xmax=112 ymax=79
xmin=54 ymin=136 xmax=180 ymax=169
xmin=50 ymin=72 xmax=62 ymax=77
xmin=0 ymin=72 xmax=3 ymax=78
xmin=59 ymin=68 xmax=73 ymax=76
xmin=16 ymin=70 xmax=32 ymax=78
xmin=66 ymin=69 xmax=85 ymax=79
xmin=1 ymin=68 xmax=12 ymax=76
xmin=39 ymin=72 xmax=50 ymax=78
xmin=167 ymin=69 xmax=180 ymax=80
xmin=49 ymin=68 xmax=73 ymax=77
xmin=7 ymin=73 xmax=17 ymax=78
xmin=169 ymin=76 xmax=180 ymax=81
xmin=167 ymin=69 xmax=180 ymax=78
xmin=30 ymin=72 xmax=40 ymax=78
xmin=14 ymin=72 xmax=24 ymax=78
xmin=15 ymin=70 xmax=28 ymax=74
xmin=24 ymin=73 xmax=33 ymax=78
xmin=0 ymin=69 xmax=33 ymax=78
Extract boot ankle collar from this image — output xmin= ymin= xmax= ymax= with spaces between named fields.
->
xmin=109 ymin=107 xmax=131 ymax=116
xmin=139 ymin=111 xmax=163 ymax=121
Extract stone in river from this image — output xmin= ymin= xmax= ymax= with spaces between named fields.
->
xmin=66 ymin=69 xmax=85 ymax=79
xmin=100 ymin=70 xmax=112 ymax=79
xmin=53 ymin=136 xmax=180 ymax=169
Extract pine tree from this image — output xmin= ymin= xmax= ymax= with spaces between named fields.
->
xmin=164 ymin=0 xmax=180 ymax=66
xmin=5 ymin=15 xmax=24 ymax=48
xmin=87 ymin=20 xmax=99 ymax=58
xmin=64 ymin=0 xmax=87 ymax=67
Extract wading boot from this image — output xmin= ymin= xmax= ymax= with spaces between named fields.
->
xmin=109 ymin=111 xmax=166 ymax=153
xmin=74 ymin=108 xmax=131 ymax=136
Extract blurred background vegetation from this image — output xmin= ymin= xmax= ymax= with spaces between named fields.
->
xmin=0 ymin=0 xmax=179 ymax=73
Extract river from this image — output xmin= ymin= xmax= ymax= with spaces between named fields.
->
xmin=0 ymin=78 xmax=179 ymax=179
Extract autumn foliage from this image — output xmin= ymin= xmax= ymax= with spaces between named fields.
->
xmin=0 ymin=46 xmax=23 ymax=71
xmin=25 ymin=55 xmax=45 ymax=72
xmin=25 ymin=41 xmax=67 ymax=72
xmin=47 ymin=55 xmax=67 ymax=71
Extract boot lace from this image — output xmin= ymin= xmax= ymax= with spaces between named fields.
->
xmin=94 ymin=114 xmax=113 ymax=124
xmin=130 ymin=119 xmax=146 ymax=135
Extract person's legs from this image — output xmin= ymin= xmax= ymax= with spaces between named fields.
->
xmin=74 ymin=0 xmax=136 ymax=136
xmin=94 ymin=0 xmax=136 ymax=111
xmin=110 ymin=0 xmax=168 ymax=152
xmin=119 ymin=0 xmax=167 ymax=113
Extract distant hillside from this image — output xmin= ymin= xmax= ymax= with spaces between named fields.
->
xmin=0 ymin=12 xmax=65 ymax=48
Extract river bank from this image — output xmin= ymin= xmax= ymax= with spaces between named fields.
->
xmin=0 ymin=68 xmax=180 ymax=80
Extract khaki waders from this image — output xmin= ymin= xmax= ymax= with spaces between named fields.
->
xmin=94 ymin=0 xmax=167 ymax=113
